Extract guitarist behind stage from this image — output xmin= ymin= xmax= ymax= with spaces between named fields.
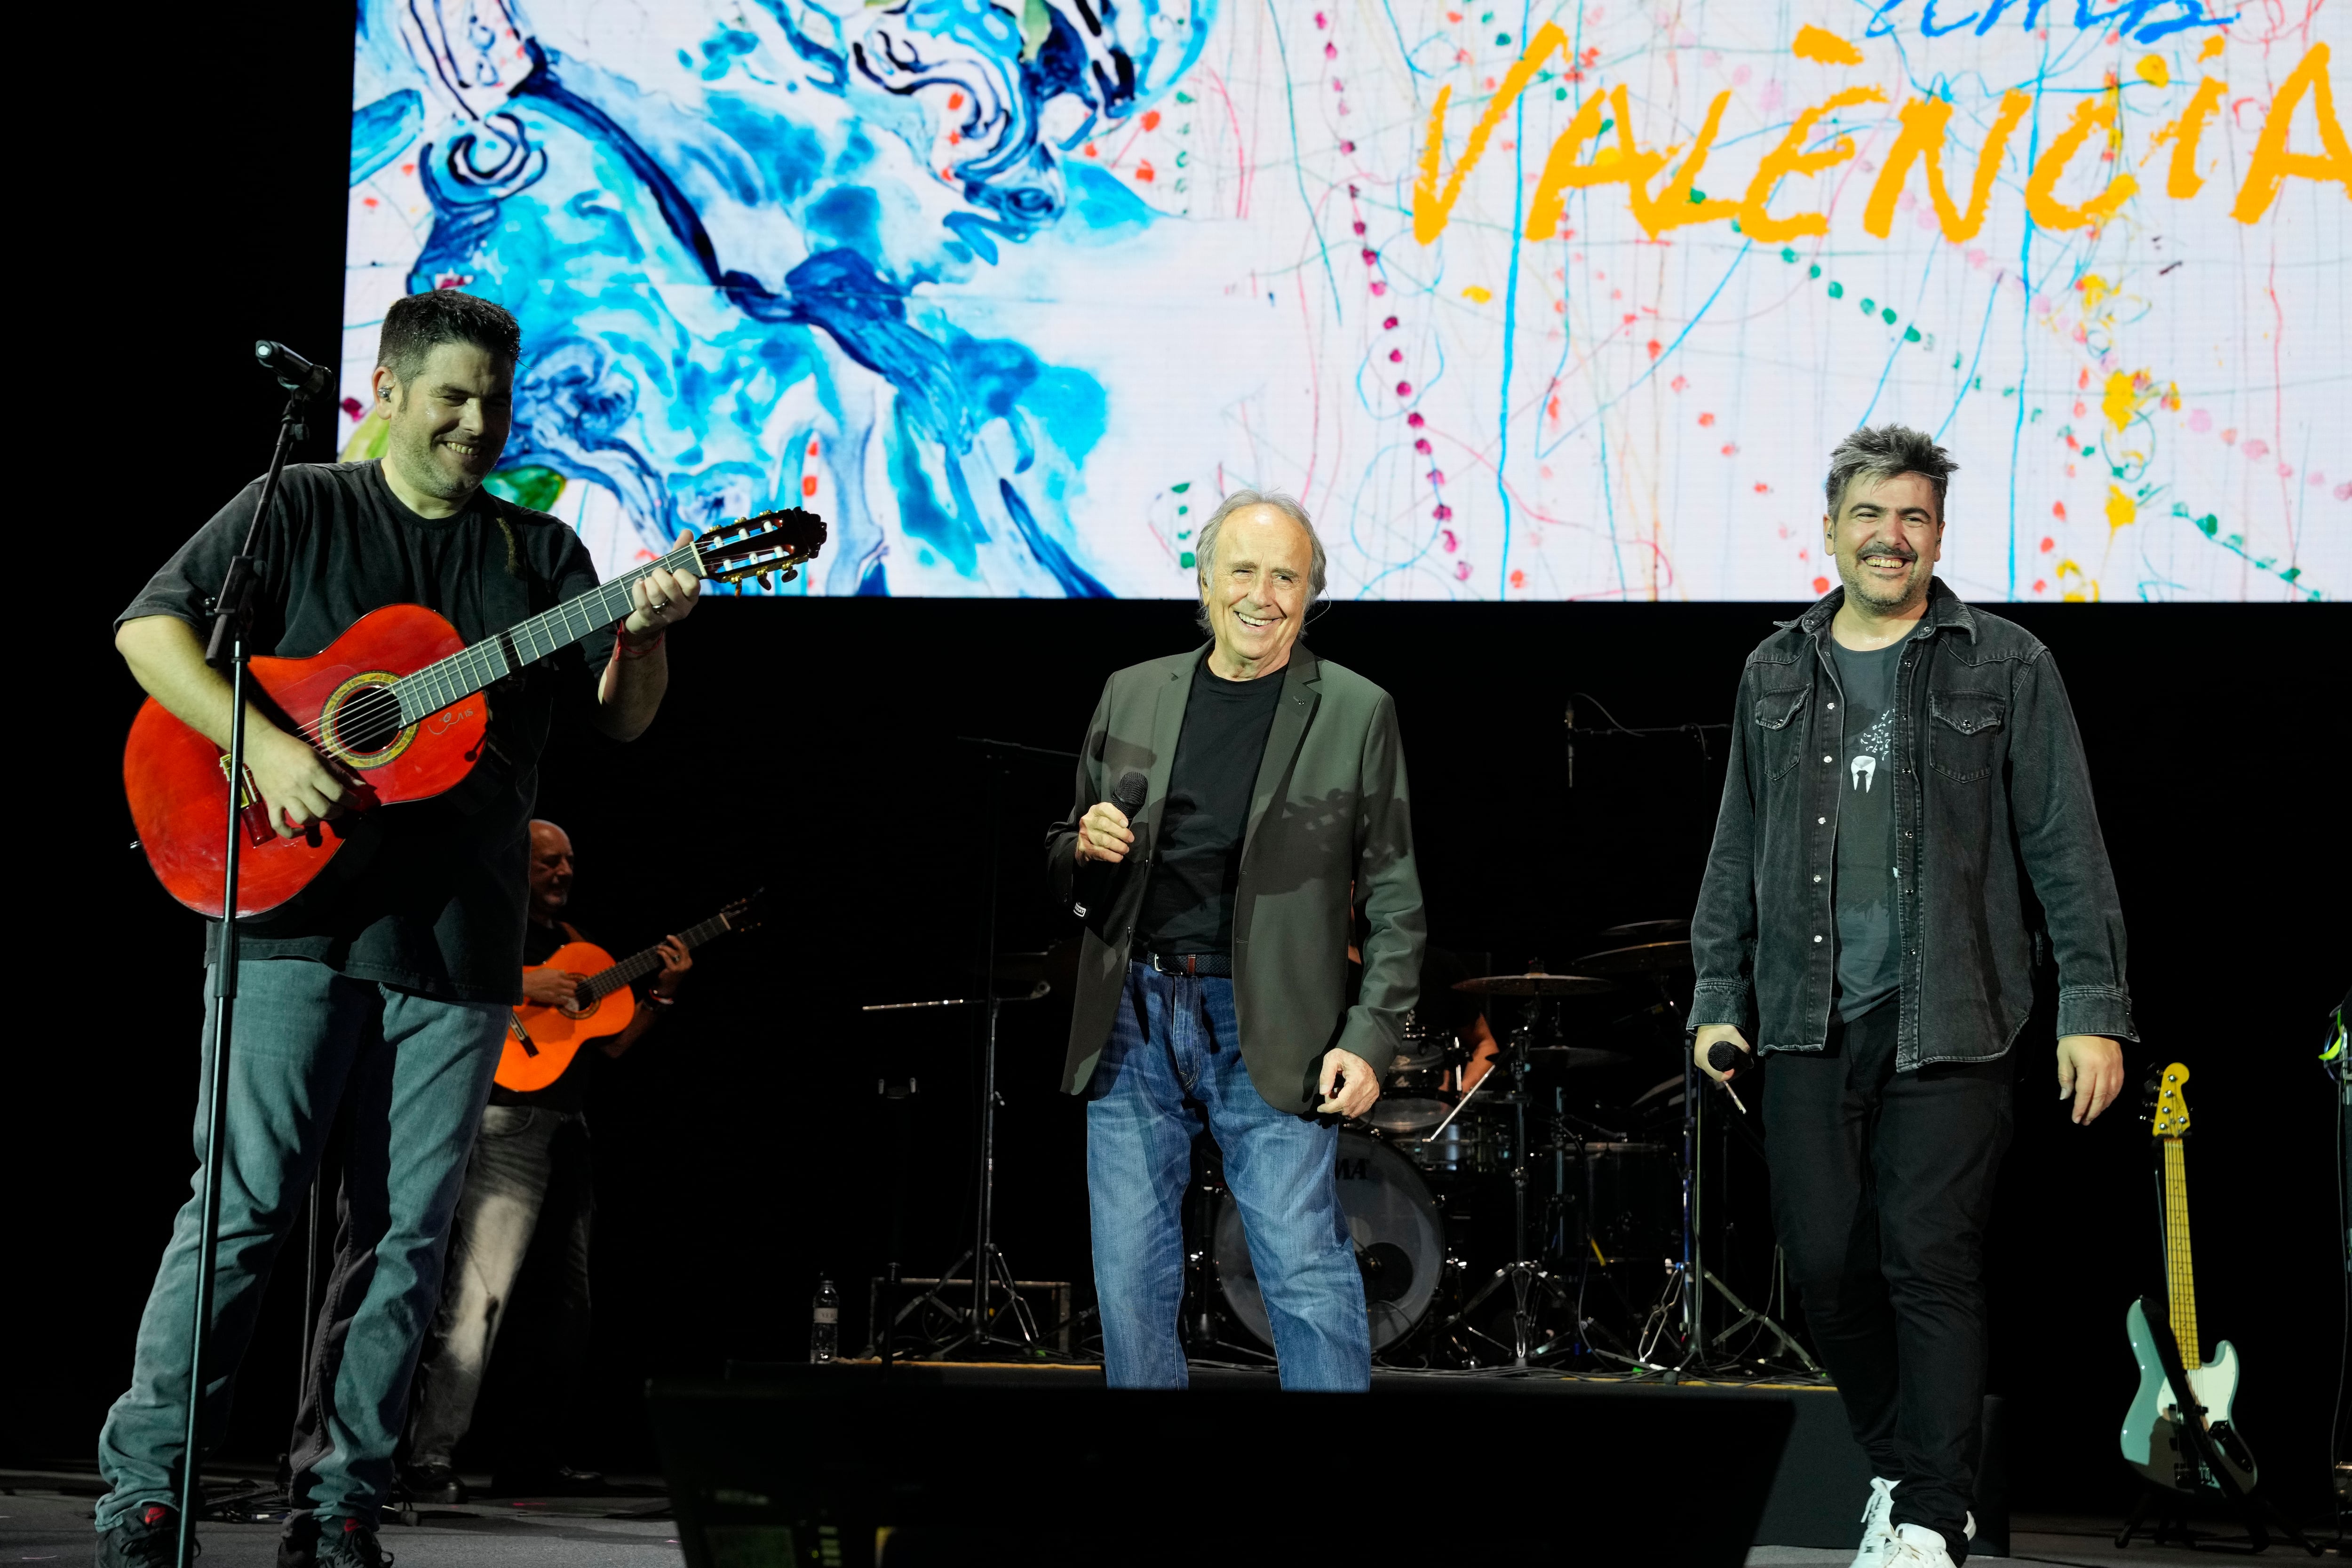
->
xmin=398 ymin=818 xmax=690 ymax=1504
xmin=98 ymin=290 xmax=699 ymax=1568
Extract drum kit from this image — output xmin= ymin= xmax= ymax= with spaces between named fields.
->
xmin=1190 ymin=920 xmax=1810 ymax=1374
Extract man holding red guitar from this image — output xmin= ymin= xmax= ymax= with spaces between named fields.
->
xmin=401 ymin=818 xmax=691 ymax=1504
xmin=97 ymin=290 xmax=699 ymax=1568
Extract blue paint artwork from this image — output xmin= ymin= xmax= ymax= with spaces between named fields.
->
xmin=345 ymin=3 xmax=2341 ymax=603
xmin=346 ymin=0 xmax=1208 ymax=597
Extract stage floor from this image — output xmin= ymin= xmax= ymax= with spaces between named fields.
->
xmin=0 ymin=1474 xmax=2292 ymax=1566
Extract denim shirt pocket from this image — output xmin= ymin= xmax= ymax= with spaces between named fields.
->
xmin=1927 ymin=689 xmax=2007 ymax=781
xmin=1753 ymin=684 xmax=1812 ymax=781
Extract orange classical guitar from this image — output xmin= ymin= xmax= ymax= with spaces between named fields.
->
xmin=496 ymin=893 xmax=762 ymax=1092
xmin=124 ymin=509 xmax=824 ymax=918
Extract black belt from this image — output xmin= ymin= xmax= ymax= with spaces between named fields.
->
xmin=1144 ymin=950 xmax=1232 ymax=978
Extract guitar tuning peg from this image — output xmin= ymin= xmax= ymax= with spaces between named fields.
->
xmin=756 ymin=573 xmax=772 ymax=589
xmin=779 ymin=566 xmax=799 ymax=582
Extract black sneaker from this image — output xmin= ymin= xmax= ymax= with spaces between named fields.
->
xmin=396 ymin=1463 xmax=467 ymax=1505
xmin=278 ymin=1514 xmax=393 ymax=1568
xmin=98 ymin=1502 xmax=184 ymax=1567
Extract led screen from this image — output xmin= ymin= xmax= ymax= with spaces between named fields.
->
xmin=343 ymin=2 xmax=2344 ymax=601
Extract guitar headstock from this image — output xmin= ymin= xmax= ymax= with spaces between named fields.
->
xmin=693 ymin=509 xmax=827 ymax=589
xmin=2145 ymin=1060 xmax=2192 ymax=1140
xmin=716 ymin=888 xmax=766 ymax=937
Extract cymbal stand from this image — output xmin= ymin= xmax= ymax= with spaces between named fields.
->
xmin=880 ymin=734 xmax=1079 ymax=1361
xmin=861 ymin=985 xmax=1051 ymax=1359
xmin=1445 ymin=998 xmax=1571 ymax=1368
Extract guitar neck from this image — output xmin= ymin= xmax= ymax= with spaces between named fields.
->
xmin=392 ymin=541 xmax=698 ymax=724
xmin=2162 ymin=1138 xmax=2201 ymax=1369
xmin=580 ymin=911 xmax=736 ymax=1001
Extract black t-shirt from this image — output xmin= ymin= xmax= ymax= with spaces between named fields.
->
xmin=1827 ymin=638 xmax=1905 ymax=1023
xmin=119 ymin=461 xmax=608 ymax=1003
xmin=491 ymin=919 xmax=596 ymax=1112
xmin=1139 ymin=658 xmax=1290 ymax=953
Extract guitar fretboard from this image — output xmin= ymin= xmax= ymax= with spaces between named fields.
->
xmin=393 ymin=541 xmax=698 ymax=724
xmin=2162 ymin=1138 xmax=2201 ymax=1369
xmin=580 ymin=910 xmax=737 ymax=1002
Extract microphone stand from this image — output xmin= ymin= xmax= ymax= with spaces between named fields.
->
xmin=176 ymin=362 xmax=323 ymax=1568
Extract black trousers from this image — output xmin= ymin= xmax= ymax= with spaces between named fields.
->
xmin=1762 ymin=1003 xmax=2013 ymax=1559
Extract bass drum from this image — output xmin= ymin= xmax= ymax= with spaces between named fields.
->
xmin=1213 ymin=1131 xmax=1444 ymax=1353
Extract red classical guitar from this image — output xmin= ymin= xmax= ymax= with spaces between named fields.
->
xmin=125 ymin=509 xmax=825 ymax=917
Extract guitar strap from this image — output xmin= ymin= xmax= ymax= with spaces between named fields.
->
xmin=2138 ymin=1295 xmax=2250 ymax=1505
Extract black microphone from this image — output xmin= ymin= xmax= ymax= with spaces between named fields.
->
xmin=255 ymin=339 xmax=335 ymax=400
xmin=1707 ymin=1040 xmax=1750 ymax=1075
xmin=1072 ymin=769 xmax=1149 ymax=920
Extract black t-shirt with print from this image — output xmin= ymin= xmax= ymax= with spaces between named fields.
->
xmin=1140 ymin=658 xmax=1290 ymax=954
xmin=1828 ymin=638 xmax=1905 ymax=1023
xmin=119 ymin=460 xmax=610 ymax=1003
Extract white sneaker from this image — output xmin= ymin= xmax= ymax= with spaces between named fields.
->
xmin=1884 ymin=1523 xmax=1959 ymax=1567
xmin=1850 ymin=1476 xmax=1901 ymax=1567
xmin=1854 ymin=1478 xmax=1977 ymax=1568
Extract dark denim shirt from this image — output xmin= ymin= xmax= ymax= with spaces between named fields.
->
xmin=1689 ymin=579 xmax=2136 ymax=1070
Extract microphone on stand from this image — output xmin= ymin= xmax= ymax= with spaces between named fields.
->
xmin=1072 ymin=769 xmax=1149 ymax=920
xmin=254 ymin=340 xmax=335 ymax=401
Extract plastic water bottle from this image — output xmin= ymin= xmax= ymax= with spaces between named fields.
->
xmin=809 ymin=1277 xmax=840 ymax=1364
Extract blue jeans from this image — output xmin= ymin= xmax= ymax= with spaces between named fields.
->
xmin=1086 ymin=962 xmax=1368 ymax=1391
xmin=96 ymin=957 xmax=507 ymax=1531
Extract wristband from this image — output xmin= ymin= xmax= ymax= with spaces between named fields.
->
xmin=649 ymin=992 xmax=676 ymax=1006
xmin=617 ymin=629 xmax=666 ymax=659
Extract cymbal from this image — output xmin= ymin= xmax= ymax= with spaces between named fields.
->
xmin=1521 ymin=1046 xmax=1634 ymax=1069
xmin=1629 ymin=1074 xmax=1685 ymax=1108
xmin=1453 ymin=972 xmax=1617 ymax=998
xmin=1600 ymin=918 xmax=1690 ymax=941
xmin=1573 ymin=941 xmax=1694 ymax=976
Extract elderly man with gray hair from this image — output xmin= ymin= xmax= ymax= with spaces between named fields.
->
xmin=1044 ymin=490 xmax=1425 ymax=1390
xmin=1690 ymin=426 xmax=2134 ymax=1568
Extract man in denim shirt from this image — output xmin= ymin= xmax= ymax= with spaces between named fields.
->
xmin=1690 ymin=426 xmax=2132 ymax=1568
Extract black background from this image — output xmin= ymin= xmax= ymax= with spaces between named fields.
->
xmin=14 ymin=0 xmax=2346 ymax=1528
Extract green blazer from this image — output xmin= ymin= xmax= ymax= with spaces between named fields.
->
xmin=1045 ymin=643 xmax=1426 ymax=1113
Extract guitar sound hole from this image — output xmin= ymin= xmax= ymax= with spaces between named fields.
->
xmin=333 ymin=687 xmax=405 ymax=756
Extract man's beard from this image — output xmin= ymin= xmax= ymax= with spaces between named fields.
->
xmin=1838 ymin=547 xmax=1926 ymax=610
xmin=393 ymin=425 xmax=486 ymax=501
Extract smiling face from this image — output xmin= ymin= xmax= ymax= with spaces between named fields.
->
xmin=527 ymin=820 xmax=575 ymax=922
xmin=1826 ymin=471 xmax=1944 ymax=617
xmin=371 ymin=341 xmax=515 ymax=514
xmin=1203 ymin=504 xmax=1316 ymax=677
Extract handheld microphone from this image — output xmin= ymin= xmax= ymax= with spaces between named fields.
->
xmin=1072 ymin=769 xmax=1149 ymax=920
xmin=254 ymin=339 xmax=335 ymax=400
xmin=1705 ymin=1038 xmax=1752 ymax=1114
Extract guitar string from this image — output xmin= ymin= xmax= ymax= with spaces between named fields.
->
xmin=259 ymin=553 xmax=683 ymax=752
xmin=575 ymin=914 xmax=735 ymax=1001
xmin=265 ymin=525 xmax=805 ymax=754
xmin=2166 ymin=1138 xmax=2200 ymax=1367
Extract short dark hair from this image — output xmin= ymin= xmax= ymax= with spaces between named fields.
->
xmin=377 ymin=289 xmax=522 ymax=384
xmin=1824 ymin=424 xmax=1957 ymax=519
